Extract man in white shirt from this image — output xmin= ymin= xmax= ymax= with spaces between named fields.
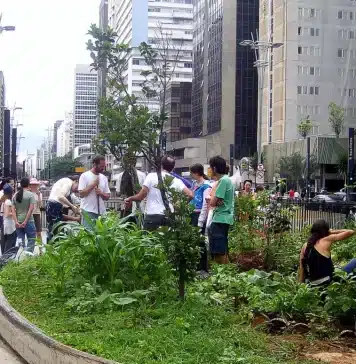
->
xmin=46 ymin=176 xmax=80 ymax=240
xmin=79 ymin=155 xmax=111 ymax=229
xmin=125 ymin=156 xmax=193 ymax=231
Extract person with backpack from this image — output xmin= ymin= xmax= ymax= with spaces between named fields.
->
xmin=1 ymin=184 xmax=16 ymax=254
xmin=12 ymin=177 xmax=37 ymax=252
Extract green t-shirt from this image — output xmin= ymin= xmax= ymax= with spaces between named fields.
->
xmin=13 ymin=190 xmax=36 ymax=224
xmin=212 ymin=175 xmax=235 ymax=225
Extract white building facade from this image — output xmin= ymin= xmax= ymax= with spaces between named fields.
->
xmin=57 ymin=111 xmax=73 ymax=157
xmin=73 ymin=65 xmax=98 ymax=148
xmin=108 ymin=0 xmax=193 ymax=108
xmin=260 ymin=0 xmax=356 ymax=146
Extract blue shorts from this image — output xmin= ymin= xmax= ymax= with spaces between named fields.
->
xmin=209 ymin=222 xmax=230 ymax=256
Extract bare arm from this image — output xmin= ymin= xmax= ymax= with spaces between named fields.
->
xmin=324 ymin=230 xmax=355 ymax=247
xmin=182 ymin=186 xmax=193 ymax=200
xmin=97 ymin=189 xmax=110 ymax=201
xmin=198 ymin=188 xmax=211 ymax=228
xmin=58 ymin=196 xmax=77 ymax=211
xmin=127 ymin=187 xmax=148 ymax=202
xmin=79 ymin=183 xmax=97 ymax=198
xmin=4 ymin=203 xmax=13 ymax=218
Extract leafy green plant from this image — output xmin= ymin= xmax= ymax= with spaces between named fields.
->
xmin=49 ymin=213 xmax=170 ymax=308
xmin=158 ymin=176 xmax=202 ymax=299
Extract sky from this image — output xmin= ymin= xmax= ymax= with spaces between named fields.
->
xmin=0 ymin=0 xmax=99 ymax=160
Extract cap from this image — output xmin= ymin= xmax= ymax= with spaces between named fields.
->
xmin=29 ymin=178 xmax=40 ymax=185
xmin=3 ymin=184 xmax=13 ymax=195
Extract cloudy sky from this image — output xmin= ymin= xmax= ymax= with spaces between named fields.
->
xmin=0 ymin=0 xmax=99 ymax=160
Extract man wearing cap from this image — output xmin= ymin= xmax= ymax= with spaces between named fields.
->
xmin=29 ymin=178 xmax=43 ymax=241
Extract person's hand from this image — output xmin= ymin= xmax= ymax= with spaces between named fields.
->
xmin=36 ymin=190 xmax=40 ymax=196
xmin=71 ymin=206 xmax=80 ymax=215
xmin=15 ymin=222 xmax=22 ymax=229
xmin=91 ymin=177 xmax=99 ymax=188
xmin=95 ymin=187 xmax=102 ymax=196
xmin=124 ymin=198 xmax=132 ymax=209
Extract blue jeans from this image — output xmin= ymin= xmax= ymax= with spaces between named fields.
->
xmin=343 ymin=259 xmax=356 ymax=274
xmin=16 ymin=221 xmax=36 ymax=252
xmin=81 ymin=211 xmax=99 ymax=230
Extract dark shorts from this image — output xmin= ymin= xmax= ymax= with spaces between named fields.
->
xmin=209 ymin=222 xmax=230 ymax=256
xmin=143 ymin=214 xmax=168 ymax=231
xmin=33 ymin=214 xmax=41 ymax=233
xmin=46 ymin=201 xmax=64 ymax=239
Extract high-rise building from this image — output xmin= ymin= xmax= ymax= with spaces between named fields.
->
xmin=164 ymin=82 xmax=192 ymax=145
xmin=190 ymin=0 xmax=259 ymax=160
xmin=52 ymin=120 xmax=63 ymax=158
xmin=260 ymin=1 xmax=356 ymax=145
xmin=73 ymin=65 xmax=98 ymax=148
xmin=108 ymin=0 xmax=193 ymax=107
xmin=0 ymin=72 xmax=5 ymax=170
xmin=98 ymin=0 xmax=109 ymax=99
xmin=57 ymin=111 xmax=73 ymax=157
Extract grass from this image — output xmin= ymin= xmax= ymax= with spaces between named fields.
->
xmin=0 ymin=257 xmax=317 ymax=364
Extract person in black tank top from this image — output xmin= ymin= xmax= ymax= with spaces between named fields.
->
xmin=299 ymin=220 xmax=355 ymax=286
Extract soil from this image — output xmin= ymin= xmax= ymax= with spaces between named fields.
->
xmin=273 ymin=335 xmax=356 ymax=364
xmin=230 ymin=250 xmax=264 ymax=271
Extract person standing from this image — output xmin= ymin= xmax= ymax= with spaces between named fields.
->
xmin=12 ymin=177 xmax=37 ymax=252
xmin=125 ymin=156 xmax=193 ymax=231
xmin=78 ymin=155 xmax=111 ymax=228
xmin=208 ymin=156 xmax=235 ymax=264
xmin=46 ymin=176 xmax=80 ymax=240
xmin=29 ymin=178 xmax=43 ymax=241
xmin=1 ymin=184 xmax=16 ymax=254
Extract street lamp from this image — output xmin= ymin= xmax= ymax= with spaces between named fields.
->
xmin=0 ymin=14 xmax=15 ymax=35
xmin=240 ymin=35 xmax=283 ymax=164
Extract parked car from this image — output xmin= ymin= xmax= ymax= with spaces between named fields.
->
xmin=305 ymin=194 xmax=342 ymax=212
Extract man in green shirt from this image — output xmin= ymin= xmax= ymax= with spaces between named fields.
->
xmin=209 ymin=156 xmax=235 ymax=264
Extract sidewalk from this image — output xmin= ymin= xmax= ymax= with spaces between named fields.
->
xmin=0 ymin=339 xmax=24 ymax=363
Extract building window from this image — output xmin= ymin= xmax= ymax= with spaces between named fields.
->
xmin=298 ymin=26 xmax=302 ymax=35
xmin=132 ymin=59 xmax=140 ymax=65
xmin=298 ymin=46 xmax=302 ymax=54
xmin=338 ymin=10 xmax=343 ymax=19
xmin=310 ymin=66 xmax=315 ymax=75
xmin=297 ymin=86 xmax=302 ymax=94
xmin=338 ymin=48 xmax=346 ymax=58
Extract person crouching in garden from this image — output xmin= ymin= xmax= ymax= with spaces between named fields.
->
xmin=46 ymin=176 xmax=80 ymax=241
xmin=190 ymin=163 xmax=212 ymax=272
xmin=298 ymin=219 xmax=356 ymax=286
xmin=12 ymin=177 xmax=37 ymax=252
xmin=1 ymin=184 xmax=16 ymax=254
xmin=208 ymin=156 xmax=235 ymax=264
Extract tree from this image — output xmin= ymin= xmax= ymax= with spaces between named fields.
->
xmin=278 ymin=152 xmax=317 ymax=190
xmin=329 ymin=102 xmax=345 ymax=138
xmin=87 ymin=23 xmax=185 ymax=205
xmin=337 ymin=152 xmax=348 ymax=185
xmin=41 ymin=155 xmax=83 ymax=181
xmin=297 ymin=115 xmax=313 ymax=139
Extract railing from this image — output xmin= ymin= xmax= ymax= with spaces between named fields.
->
xmin=39 ymin=198 xmax=354 ymax=232
xmin=276 ymin=199 xmax=353 ymax=230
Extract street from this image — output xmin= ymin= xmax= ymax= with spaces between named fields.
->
xmin=0 ymin=338 xmax=23 ymax=363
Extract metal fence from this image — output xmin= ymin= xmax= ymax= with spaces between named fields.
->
xmin=277 ymin=199 xmax=353 ymax=230
xmin=39 ymin=198 xmax=354 ymax=232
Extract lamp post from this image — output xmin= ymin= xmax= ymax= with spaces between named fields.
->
xmin=240 ymin=35 xmax=283 ymax=164
xmin=0 ymin=14 xmax=16 ymax=35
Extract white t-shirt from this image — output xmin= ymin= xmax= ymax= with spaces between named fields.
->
xmin=79 ymin=171 xmax=110 ymax=215
xmin=48 ymin=178 xmax=73 ymax=203
xmin=2 ymin=200 xmax=15 ymax=235
xmin=143 ymin=172 xmax=185 ymax=215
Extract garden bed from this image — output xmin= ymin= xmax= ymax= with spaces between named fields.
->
xmin=0 ymin=257 xmax=321 ymax=364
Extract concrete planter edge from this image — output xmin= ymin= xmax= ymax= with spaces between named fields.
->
xmin=0 ymin=287 xmax=119 ymax=364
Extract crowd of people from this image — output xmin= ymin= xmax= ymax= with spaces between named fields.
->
xmin=0 ymin=153 xmax=354 ymax=287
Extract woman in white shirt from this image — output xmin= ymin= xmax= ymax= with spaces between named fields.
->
xmin=29 ymin=178 xmax=43 ymax=240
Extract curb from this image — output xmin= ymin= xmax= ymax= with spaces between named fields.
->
xmin=0 ymin=287 xmax=118 ymax=364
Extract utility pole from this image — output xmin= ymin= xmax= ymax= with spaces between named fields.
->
xmin=45 ymin=127 xmax=53 ymax=181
